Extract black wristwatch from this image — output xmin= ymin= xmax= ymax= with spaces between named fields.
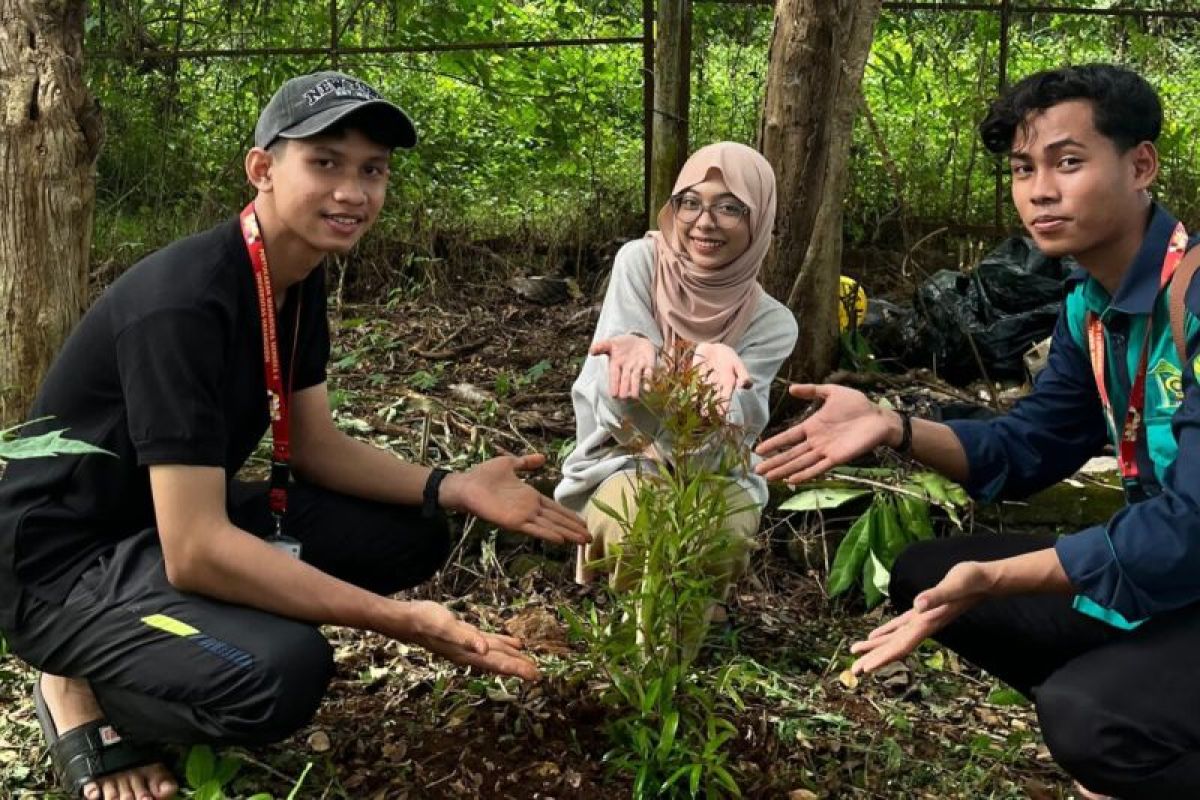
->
xmin=894 ymin=410 xmax=914 ymax=454
xmin=422 ymin=467 xmax=451 ymax=519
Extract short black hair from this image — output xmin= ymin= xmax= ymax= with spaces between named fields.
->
xmin=979 ymin=64 xmax=1162 ymax=155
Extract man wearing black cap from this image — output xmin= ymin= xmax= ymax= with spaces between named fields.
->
xmin=0 ymin=71 xmax=589 ymax=800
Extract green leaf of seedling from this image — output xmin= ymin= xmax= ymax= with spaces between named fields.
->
xmin=862 ymin=550 xmax=890 ymax=609
xmin=193 ymin=782 xmax=225 ymax=800
xmin=875 ymin=497 xmax=910 ymax=566
xmin=524 ymin=359 xmax=551 ymax=383
xmin=0 ymin=429 xmax=113 ymax=460
xmin=832 ymin=466 xmax=897 ymax=478
xmin=827 ymin=506 xmax=876 ymax=597
xmin=213 ymin=755 xmax=240 ymax=785
xmin=185 ymin=745 xmax=216 ymax=788
xmin=987 ymin=687 xmax=1030 ymax=706
xmin=285 ymin=762 xmax=314 ymax=800
xmin=655 ymin=711 xmax=679 ymax=760
xmin=246 ymin=795 xmax=274 ymax=800
xmin=711 ymin=764 xmax=743 ymax=796
xmin=662 ymin=765 xmax=692 ymax=792
xmin=642 ymin=677 xmax=662 ymax=714
xmin=589 ymin=497 xmax=624 ymax=525
xmin=906 ymin=472 xmax=969 ymax=527
xmin=906 ymin=471 xmax=949 ymax=503
xmin=633 ymin=726 xmax=650 ymax=754
xmin=778 ymin=486 xmax=871 ymax=512
xmin=896 ymin=495 xmax=935 ymax=541
xmin=634 ymin=765 xmax=650 ymax=798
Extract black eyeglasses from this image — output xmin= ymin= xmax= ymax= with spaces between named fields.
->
xmin=671 ymin=194 xmax=749 ymax=228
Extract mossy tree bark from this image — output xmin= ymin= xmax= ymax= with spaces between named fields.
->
xmin=758 ymin=0 xmax=882 ymax=385
xmin=0 ymin=0 xmax=102 ymax=426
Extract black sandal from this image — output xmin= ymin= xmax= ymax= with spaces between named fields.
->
xmin=33 ymin=681 xmax=166 ymax=797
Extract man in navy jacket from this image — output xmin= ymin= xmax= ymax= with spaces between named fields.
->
xmin=758 ymin=64 xmax=1200 ymax=799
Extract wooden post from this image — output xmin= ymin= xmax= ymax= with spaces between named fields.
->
xmin=994 ymin=0 xmax=1011 ymax=230
xmin=330 ymin=0 xmax=340 ymax=68
xmin=649 ymin=0 xmax=691 ymax=228
xmin=643 ymin=0 xmax=655 ymax=224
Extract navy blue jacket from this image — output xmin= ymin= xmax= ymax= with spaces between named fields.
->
xmin=947 ymin=204 xmax=1200 ymax=624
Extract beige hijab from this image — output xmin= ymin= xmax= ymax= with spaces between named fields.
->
xmin=647 ymin=141 xmax=776 ymax=350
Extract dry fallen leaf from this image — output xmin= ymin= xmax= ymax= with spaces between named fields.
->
xmin=487 ymin=686 xmax=519 ymax=703
xmin=450 ymin=382 xmax=493 ymax=407
xmin=307 ymin=729 xmax=332 ymax=753
xmin=504 ymin=606 xmax=571 ymax=655
xmin=382 ymin=741 xmax=408 ymax=762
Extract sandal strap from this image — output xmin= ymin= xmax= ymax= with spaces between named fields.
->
xmin=49 ymin=720 xmax=160 ymax=797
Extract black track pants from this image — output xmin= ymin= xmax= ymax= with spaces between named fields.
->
xmin=5 ymin=479 xmax=452 ymax=746
xmin=891 ymin=535 xmax=1200 ymax=799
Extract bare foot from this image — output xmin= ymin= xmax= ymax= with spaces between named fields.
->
xmin=39 ymin=673 xmax=178 ymax=800
xmin=1073 ymin=781 xmax=1114 ymax=800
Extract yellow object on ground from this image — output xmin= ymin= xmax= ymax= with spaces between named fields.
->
xmin=839 ymin=275 xmax=868 ymax=331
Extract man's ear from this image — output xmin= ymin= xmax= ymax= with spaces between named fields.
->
xmin=245 ymin=147 xmax=274 ymax=192
xmin=1130 ymin=140 xmax=1159 ymax=191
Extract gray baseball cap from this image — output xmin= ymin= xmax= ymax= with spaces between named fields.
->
xmin=254 ymin=71 xmax=417 ymax=150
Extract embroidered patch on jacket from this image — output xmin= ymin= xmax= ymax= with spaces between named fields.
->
xmin=1150 ymin=358 xmax=1184 ymax=409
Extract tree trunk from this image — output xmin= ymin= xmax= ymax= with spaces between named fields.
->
xmin=758 ymin=0 xmax=881 ymax=384
xmin=0 ymin=0 xmax=102 ymax=426
xmin=648 ymin=0 xmax=690 ymax=226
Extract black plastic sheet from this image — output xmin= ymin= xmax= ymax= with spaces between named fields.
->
xmin=861 ymin=237 xmax=1074 ymax=384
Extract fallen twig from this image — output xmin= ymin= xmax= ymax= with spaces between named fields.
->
xmin=411 ymin=337 xmax=489 ymax=360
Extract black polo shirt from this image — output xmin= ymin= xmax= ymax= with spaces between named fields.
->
xmin=0 ymin=217 xmax=330 ymax=629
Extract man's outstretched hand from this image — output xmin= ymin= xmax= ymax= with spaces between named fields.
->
xmin=442 ymin=454 xmax=591 ymax=545
xmin=385 ymin=600 xmax=541 ymax=681
xmin=755 ymin=384 xmax=898 ymax=484
xmin=848 ymin=561 xmax=993 ymax=675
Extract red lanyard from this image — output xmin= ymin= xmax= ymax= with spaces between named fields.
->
xmin=239 ymin=203 xmax=299 ymax=534
xmin=1086 ymin=222 xmax=1189 ymax=482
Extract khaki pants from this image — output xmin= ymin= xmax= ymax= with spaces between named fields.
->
xmin=577 ymin=470 xmax=760 ymax=602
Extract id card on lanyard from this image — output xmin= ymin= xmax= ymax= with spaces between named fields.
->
xmin=1086 ymin=222 xmax=1189 ymax=498
xmin=240 ymin=203 xmax=304 ymax=558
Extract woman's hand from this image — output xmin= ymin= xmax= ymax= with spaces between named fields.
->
xmin=693 ymin=342 xmax=751 ymax=416
xmin=590 ymin=334 xmax=658 ymax=400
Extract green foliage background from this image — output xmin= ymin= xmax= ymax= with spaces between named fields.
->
xmin=86 ymin=0 xmax=1200 ymax=284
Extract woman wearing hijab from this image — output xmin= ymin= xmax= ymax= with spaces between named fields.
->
xmin=555 ymin=142 xmax=798 ymax=606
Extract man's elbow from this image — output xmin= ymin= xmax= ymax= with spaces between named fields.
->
xmin=160 ymin=532 xmax=210 ymax=592
xmin=291 ymin=429 xmax=338 ymax=479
